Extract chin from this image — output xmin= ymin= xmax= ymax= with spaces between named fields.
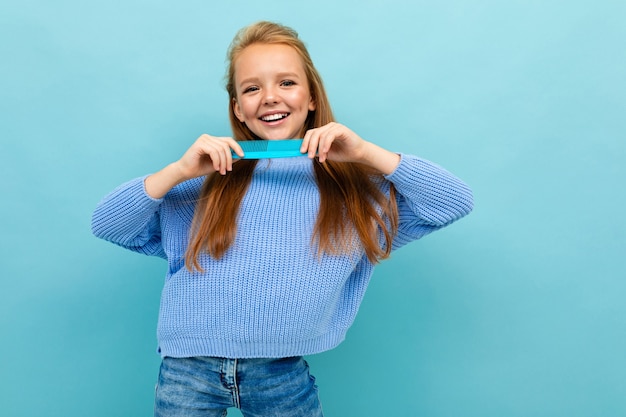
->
xmin=256 ymin=132 xmax=296 ymax=141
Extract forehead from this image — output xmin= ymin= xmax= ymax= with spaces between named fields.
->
xmin=234 ymin=43 xmax=306 ymax=80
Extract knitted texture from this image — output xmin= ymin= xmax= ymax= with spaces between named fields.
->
xmin=92 ymin=154 xmax=473 ymax=358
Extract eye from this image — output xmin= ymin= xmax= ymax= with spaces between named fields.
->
xmin=242 ymin=85 xmax=259 ymax=94
xmin=280 ymin=80 xmax=295 ymax=87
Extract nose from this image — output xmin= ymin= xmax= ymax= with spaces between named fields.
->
xmin=263 ymin=86 xmax=279 ymax=105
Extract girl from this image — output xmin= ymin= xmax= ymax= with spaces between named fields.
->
xmin=92 ymin=21 xmax=473 ymax=417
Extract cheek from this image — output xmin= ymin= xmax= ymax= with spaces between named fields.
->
xmin=291 ymin=90 xmax=314 ymax=110
xmin=237 ymin=100 xmax=255 ymax=120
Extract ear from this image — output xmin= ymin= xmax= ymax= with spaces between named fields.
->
xmin=308 ymin=95 xmax=316 ymax=111
xmin=233 ymin=98 xmax=245 ymax=122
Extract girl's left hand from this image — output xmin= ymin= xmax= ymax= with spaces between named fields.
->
xmin=301 ymin=122 xmax=367 ymax=164
xmin=301 ymin=122 xmax=401 ymax=174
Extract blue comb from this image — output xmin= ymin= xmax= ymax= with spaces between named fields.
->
xmin=232 ymin=139 xmax=306 ymax=159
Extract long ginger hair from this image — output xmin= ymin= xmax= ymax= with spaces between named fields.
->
xmin=186 ymin=21 xmax=398 ymax=271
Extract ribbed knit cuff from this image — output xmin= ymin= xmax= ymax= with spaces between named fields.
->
xmin=91 ymin=176 xmax=164 ymax=244
xmin=383 ymin=153 xmax=474 ymax=225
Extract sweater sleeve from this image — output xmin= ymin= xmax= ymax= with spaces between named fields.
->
xmin=384 ymin=153 xmax=474 ymax=250
xmin=91 ymin=176 xmax=167 ymax=259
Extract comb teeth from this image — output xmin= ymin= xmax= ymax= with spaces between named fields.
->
xmin=239 ymin=141 xmax=269 ymax=152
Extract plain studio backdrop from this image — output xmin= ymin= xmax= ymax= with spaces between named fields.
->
xmin=1 ymin=1 xmax=624 ymax=416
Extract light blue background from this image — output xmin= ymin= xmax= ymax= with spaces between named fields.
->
xmin=1 ymin=1 xmax=624 ymax=416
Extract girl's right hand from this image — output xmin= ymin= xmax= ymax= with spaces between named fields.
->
xmin=175 ymin=134 xmax=245 ymax=179
xmin=145 ymin=135 xmax=244 ymax=199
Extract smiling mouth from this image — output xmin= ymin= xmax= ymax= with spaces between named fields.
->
xmin=260 ymin=113 xmax=289 ymax=122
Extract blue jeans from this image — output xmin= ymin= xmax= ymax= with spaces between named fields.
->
xmin=154 ymin=356 xmax=324 ymax=417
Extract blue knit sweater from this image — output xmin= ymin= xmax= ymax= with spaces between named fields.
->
xmin=92 ymin=154 xmax=473 ymax=358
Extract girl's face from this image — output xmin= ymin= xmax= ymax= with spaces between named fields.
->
xmin=233 ymin=43 xmax=316 ymax=140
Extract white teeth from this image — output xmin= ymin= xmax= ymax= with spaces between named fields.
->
xmin=261 ymin=113 xmax=288 ymax=121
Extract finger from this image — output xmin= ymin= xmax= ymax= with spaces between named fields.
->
xmin=317 ymin=130 xmax=333 ymax=163
xmin=207 ymin=137 xmax=237 ymax=175
xmin=224 ymin=140 xmax=239 ymax=172
xmin=318 ymin=128 xmax=338 ymax=163
xmin=223 ymin=140 xmax=237 ymax=174
xmin=301 ymin=130 xmax=312 ymax=154
xmin=226 ymin=137 xmax=245 ymax=159
xmin=202 ymin=139 xmax=227 ymax=175
xmin=220 ymin=144 xmax=231 ymax=175
xmin=306 ymin=129 xmax=322 ymax=160
xmin=232 ymin=143 xmax=245 ymax=159
xmin=209 ymin=146 xmax=225 ymax=175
